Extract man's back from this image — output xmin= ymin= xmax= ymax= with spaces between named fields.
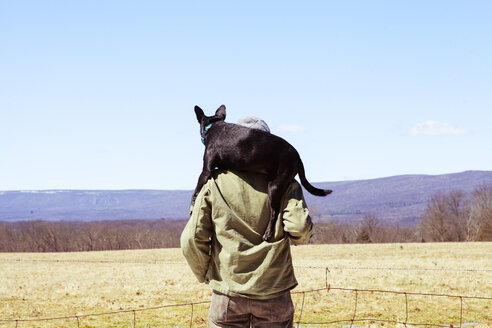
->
xmin=181 ymin=169 xmax=313 ymax=299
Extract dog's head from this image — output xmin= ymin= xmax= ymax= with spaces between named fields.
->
xmin=194 ymin=105 xmax=226 ymax=137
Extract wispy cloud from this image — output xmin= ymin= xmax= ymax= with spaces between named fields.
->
xmin=409 ymin=121 xmax=470 ymax=136
xmin=277 ymin=125 xmax=305 ymax=133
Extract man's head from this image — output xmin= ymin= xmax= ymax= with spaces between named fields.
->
xmin=237 ymin=116 xmax=270 ymax=133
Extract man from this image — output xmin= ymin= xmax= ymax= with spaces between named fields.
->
xmin=180 ymin=117 xmax=313 ymax=328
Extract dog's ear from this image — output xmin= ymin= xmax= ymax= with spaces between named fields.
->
xmin=215 ymin=105 xmax=226 ymax=121
xmin=194 ymin=106 xmax=205 ymax=123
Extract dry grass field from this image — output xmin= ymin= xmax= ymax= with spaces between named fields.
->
xmin=1 ymin=242 xmax=491 ymax=327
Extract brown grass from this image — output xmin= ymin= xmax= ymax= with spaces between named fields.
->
xmin=0 ymin=242 xmax=491 ymax=327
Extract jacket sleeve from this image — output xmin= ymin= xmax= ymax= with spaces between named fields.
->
xmin=281 ymin=181 xmax=313 ymax=245
xmin=180 ymin=183 xmax=214 ymax=283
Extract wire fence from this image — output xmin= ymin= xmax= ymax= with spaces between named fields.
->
xmin=0 ymin=300 xmax=209 ymax=328
xmin=2 ymin=258 xmax=492 ymax=273
xmin=1 ymin=285 xmax=491 ymax=327
xmin=1 ymin=277 xmax=491 ymax=327
xmin=1 ymin=260 xmax=491 ymax=327
xmin=294 ymin=285 xmax=492 ymax=327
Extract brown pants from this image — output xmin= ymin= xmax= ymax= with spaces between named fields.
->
xmin=208 ymin=290 xmax=294 ymax=328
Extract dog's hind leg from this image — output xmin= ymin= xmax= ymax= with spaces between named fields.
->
xmin=262 ymin=178 xmax=290 ymax=241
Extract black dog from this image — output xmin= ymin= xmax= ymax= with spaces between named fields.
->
xmin=192 ymin=105 xmax=332 ymax=241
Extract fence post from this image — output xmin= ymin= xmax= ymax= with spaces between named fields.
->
xmin=459 ymin=296 xmax=463 ymax=328
xmin=190 ymin=303 xmax=194 ymax=328
xmin=351 ymin=289 xmax=358 ymax=327
xmin=404 ymin=292 xmax=409 ymax=326
xmin=296 ymin=292 xmax=306 ymax=328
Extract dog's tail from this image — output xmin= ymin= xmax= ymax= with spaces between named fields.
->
xmin=298 ymin=160 xmax=332 ymax=196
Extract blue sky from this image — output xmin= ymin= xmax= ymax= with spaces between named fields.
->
xmin=1 ymin=1 xmax=491 ymax=190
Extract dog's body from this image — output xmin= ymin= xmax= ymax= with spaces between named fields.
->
xmin=192 ymin=105 xmax=332 ymax=241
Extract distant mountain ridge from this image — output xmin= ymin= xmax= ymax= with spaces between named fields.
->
xmin=1 ymin=171 xmax=491 ymax=225
xmin=305 ymin=170 xmax=492 ymax=225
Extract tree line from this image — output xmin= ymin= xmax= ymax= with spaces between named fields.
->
xmin=1 ymin=184 xmax=490 ymax=252
xmin=312 ymin=183 xmax=492 ymax=244
xmin=0 ymin=219 xmax=186 ymax=252
xmin=418 ymin=183 xmax=492 ymax=242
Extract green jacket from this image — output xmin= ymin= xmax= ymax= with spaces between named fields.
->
xmin=180 ymin=170 xmax=313 ymax=300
